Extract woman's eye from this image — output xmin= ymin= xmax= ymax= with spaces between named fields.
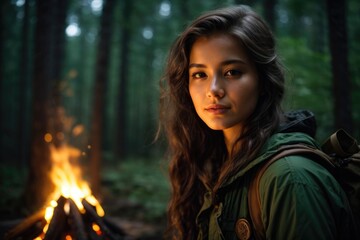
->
xmin=191 ymin=72 xmax=206 ymax=79
xmin=225 ymin=69 xmax=242 ymax=77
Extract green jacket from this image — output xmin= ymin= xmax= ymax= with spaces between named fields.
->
xmin=196 ymin=132 xmax=357 ymax=240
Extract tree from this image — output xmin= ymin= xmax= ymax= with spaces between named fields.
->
xmin=114 ymin=0 xmax=133 ymax=159
xmin=73 ymin=3 xmax=90 ymax=127
xmin=89 ymin=0 xmax=116 ymax=195
xmin=17 ymin=0 xmax=32 ymax=167
xmin=50 ymin=0 xmax=69 ymax=148
xmin=326 ymin=0 xmax=353 ymax=132
xmin=0 ymin=1 xmax=5 ymax=163
xmin=263 ymin=0 xmax=277 ymax=30
xmin=25 ymin=0 xmax=68 ymax=211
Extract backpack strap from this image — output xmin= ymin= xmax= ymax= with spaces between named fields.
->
xmin=248 ymin=144 xmax=334 ymax=240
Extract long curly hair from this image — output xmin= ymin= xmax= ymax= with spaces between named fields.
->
xmin=159 ymin=5 xmax=285 ymax=239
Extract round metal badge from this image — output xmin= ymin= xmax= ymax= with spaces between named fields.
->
xmin=235 ymin=218 xmax=252 ymax=240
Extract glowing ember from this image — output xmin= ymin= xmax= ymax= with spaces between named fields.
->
xmin=92 ymin=223 xmax=102 ymax=235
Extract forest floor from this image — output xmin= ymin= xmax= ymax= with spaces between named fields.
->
xmin=100 ymin=157 xmax=169 ymax=238
xmin=0 ymin=157 xmax=169 ymax=239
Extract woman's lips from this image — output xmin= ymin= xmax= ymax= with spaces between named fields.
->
xmin=205 ymin=104 xmax=230 ymax=114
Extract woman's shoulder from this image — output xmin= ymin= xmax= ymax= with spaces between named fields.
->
xmin=259 ymin=154 xmax=345 ymax=199
xmin=254 ymin=153 xmax=357 ymax=240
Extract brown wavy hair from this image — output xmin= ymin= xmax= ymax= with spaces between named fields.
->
xmin=159 ymin=5 xmax=285 ymax=239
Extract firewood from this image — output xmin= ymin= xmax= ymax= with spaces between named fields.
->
xmin=5 ymin=195 xmax=129 ymax=240
xmin=103 ymin=216 xmax=127 ymax=237
xmin=44 ymin=196 xmax=67 ymax=240
xmin=82 ymin=199 xmax=122 ymax=240
xmin=68 ymin=198 xmax=87 ymax=240
xmin=4 ymin=209 xmax=45 ymax=240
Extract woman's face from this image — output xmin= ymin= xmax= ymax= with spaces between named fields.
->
xmin=188 ymin=34 xmax=259 ymax=137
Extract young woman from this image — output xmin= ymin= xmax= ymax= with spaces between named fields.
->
xmin=159 ymin=5 xmax=357 ymax=240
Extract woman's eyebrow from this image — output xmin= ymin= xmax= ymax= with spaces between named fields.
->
xmin=189 ymin=63 xmax=206 ymax=69
xmin=221 ymin=59 xmax=247 ymax=66
xmin=189 ymin=59 xmax=247 ymax=69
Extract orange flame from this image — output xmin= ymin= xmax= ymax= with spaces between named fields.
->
xmin=37 ymin=144 xmax=104 ymax=238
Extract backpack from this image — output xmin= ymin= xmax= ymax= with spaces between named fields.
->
xmin=248 ymin=129 xmax=360 ymax=240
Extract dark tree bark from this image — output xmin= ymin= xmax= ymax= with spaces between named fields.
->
xmin=115 ymin=0 xmax=133 ymax=159
xmin=18 ymin=0 xmax=32 ymax=166
xmin=142 ymin=41 xmax=156 ymax=157
xmin=179 ymin=0 xmax=190 ymax=20
xmin=263 ymin=0 xmax=277 ymax=31
xmin=25 ymin=0 xmax=55 ymax=211
xmin=74 ymin=5 xmax=88 ymax=126
xmin=326 ymin=0 xmax=353 ymax=132
xmin=0 ymin=1 xmax=5 ymax=163
xmin=90 ymin=0 xmax=116 ymax=195
xmin=25 ymin=0 xmax=68 ymax=211
xmin=310 ymin=2 xmax=326 ymax=53
xmin=49 ymin=0 xmax=68 ymax=147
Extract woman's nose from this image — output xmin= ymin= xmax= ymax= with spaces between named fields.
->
xmin=207 ymin=76 xmax=225 ymax=98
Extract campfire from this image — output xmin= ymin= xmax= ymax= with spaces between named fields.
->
xmin=4 ymin=144 xmax=126 ymax=240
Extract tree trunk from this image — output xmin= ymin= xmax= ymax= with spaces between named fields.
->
xmin=25 ymin=0 xmax=56 ymax=211
xmin=18 ymin=0 xmax=32 ymax=167
xmin=74 ymin=5 xmax=87 ymax=127
xmin=179 ymin=0 xmax=190 ymax=20
xmin=310 ymin=2 xmax=326 ymax=53
xmin=234 ymin=0 xmax=255 ymax=6
xmin=50 ymin=0 xmax=68 ymax=147
xmin=142 ymin=41 xmax=155 ymax=157
xmin=25 ymin=0 xmax=68 ymax=211
xmin=0 ymin=1 xmax=5 ymax=163
xmin=263 ymin=0 xmax=277 ymax=31
xmin=326 ymin=0 xmax=353 ymax=132
xmin=115 ymin=0 xmax=133 ymax=159
xmin=90 ymin=0 xmax=116 ymax=196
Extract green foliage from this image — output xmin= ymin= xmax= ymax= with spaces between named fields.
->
xmin=101 ymin=158 xmax=169 ymax=222
xmin=0 ymin=166 xmax=27 ymax=219
xmin=278 ymin=37 xmax=333 ymax=140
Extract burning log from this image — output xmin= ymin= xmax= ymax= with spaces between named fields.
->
xmin=68 ymin=198 xmax=87 ymax=240
xmin=4 ymin=196 xmax=128 ymax=240
xmin=44 ymin=196 xmax=67 ymax=240
xmin=4 ymin=209 xmax=46 ymax=240
xmin=82 ymin=199 xmax=123 ymax=240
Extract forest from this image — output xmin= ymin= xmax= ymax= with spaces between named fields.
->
xmin=0 ymin=0 xmax=359 ymax=238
